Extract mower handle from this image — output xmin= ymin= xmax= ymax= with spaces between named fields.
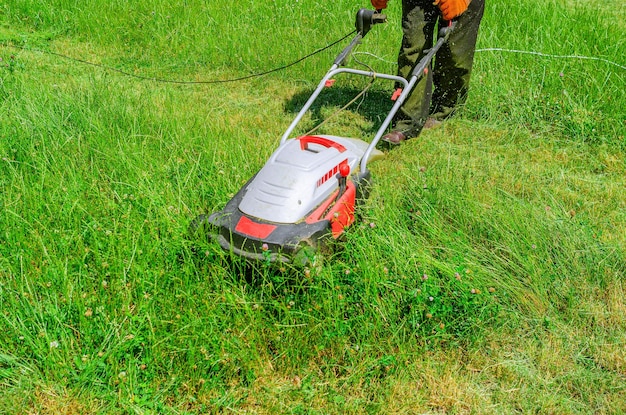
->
xmin=280 ymin=11 xmax=456 ymax=175
xmin=335 ymin=9 xmax=386 ymax=67
xmin=438 ymin=20 xmax=457 ymax=39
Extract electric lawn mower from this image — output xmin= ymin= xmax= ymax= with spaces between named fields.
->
xmin=190 ymin=9 xmax=456 ymax=264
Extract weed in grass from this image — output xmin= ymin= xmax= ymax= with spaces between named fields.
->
xmin=0 ymin=54 xmax=23 ymax=74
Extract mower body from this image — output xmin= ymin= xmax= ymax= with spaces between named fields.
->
xmin=205 ymin=135 xmax=382 ymax=263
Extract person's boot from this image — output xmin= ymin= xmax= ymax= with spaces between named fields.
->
xmin=423 ymin=117 xmax=442 ymax=130
xmin=382 ymin=131 xmax=407 ymax=145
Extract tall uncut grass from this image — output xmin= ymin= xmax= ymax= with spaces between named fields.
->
xmin=1 ymin=0 xmax=625 ymax=413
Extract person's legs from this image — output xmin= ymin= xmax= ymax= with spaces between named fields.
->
xmin=430 ymin=0 xmax=485 ymax=120
xmin=391 ymin=0 xmax=440 ymax=139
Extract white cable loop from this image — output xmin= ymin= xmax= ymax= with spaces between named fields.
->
xmin=356 ymin=49 xmax=626 ymax=71
xmin=475 ymin=48 xmax=626 ymax=71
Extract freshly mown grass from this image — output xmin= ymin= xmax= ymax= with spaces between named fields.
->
xmin=1 ymin=0 xmax=625 ymax=413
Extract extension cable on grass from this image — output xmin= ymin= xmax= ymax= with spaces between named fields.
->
xmin=1 ymin=37 xmax=625 ymax=84
xmin=0 ymin=30 xmax=356 ymax=84
xmin=475 ymin=48 xmax=626 ymax=71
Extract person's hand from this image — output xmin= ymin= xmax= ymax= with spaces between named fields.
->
xmin=433 ymin=0 xmax=470 ymax=20
xmin=371 ymin=0 xmax=388 ymax=10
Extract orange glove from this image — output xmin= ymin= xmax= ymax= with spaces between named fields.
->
xmin=371 ymin=0 xmax=388 ymax=10
xmin=434 ymin=0 xmax=470 ymax=20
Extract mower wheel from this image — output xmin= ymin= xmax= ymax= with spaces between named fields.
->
xmin=187 ymin=214 xmax=213 ymax=241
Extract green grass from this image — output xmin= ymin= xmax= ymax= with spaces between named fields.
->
xmin=1 ymin=0 xmax=625 ymax=413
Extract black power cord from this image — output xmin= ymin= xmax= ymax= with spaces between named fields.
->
xmin=1 ymin=30 xmax=357 ymax=84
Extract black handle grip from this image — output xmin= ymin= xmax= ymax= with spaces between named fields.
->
xmin=438 ymin=20 xmax=457 ymax=40
xmin=355 ymin=9 xmax=387 ymax=37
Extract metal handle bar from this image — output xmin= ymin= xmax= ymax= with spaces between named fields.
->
xmin=280 ymin=13 xmax=457 ymax=175
xmin=279 ymin=67 xmax=409 ymax=145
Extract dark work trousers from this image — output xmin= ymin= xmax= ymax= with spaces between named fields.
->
xmin=393 ymin=0 xmax=485 ymax=138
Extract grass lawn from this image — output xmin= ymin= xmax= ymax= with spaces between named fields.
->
xmin=1 ymin=0 xmax=625 ymax=413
